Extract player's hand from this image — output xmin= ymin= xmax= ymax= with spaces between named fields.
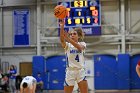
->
xmin=59 ymin=19 xmax=65 ymax=27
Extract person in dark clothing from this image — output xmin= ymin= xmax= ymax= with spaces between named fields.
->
xmin=15 ymin=75 xmax=22 ymax=93
xmin=35 ymin=73 xmax=44 ymax=93
xmin=0 ymin=75 xmax=9 ymax=92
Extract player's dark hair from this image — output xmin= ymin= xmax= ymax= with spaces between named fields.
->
xmin=22 ymin=82 xmax=28 ymax=88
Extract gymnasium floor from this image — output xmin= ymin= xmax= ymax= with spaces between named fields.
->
xmin=43 ymin=90 xmax=140 ymax=93
xmin=1 ymin=90 xmax=140 ymax=93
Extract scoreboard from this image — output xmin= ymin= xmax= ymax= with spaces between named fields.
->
xmin=58 ymin=0 xmax=101 ymax=35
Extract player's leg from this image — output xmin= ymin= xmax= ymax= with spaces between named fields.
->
xmin=78 ymin=80 xmax=88 ymax=93
xmin=64 ymin=86 xmax=74 ymax=93
xmin=64 ymin=77 xmax=75 ymax=93
xmin=77 ymin=69 xmax=88 ymax=93
xmin=64 ymin=69 xmax=75 ymax=93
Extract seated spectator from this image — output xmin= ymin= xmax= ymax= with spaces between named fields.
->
xmin=0 ymin=75 xmax=9 ymax=92
xmin=35 ymin=73 xmax=44 ymax=93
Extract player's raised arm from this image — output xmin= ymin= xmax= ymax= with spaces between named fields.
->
xmin=59 ymin=19 xmax=66 ymax=49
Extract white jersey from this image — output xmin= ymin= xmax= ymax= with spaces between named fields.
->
xmin=21 ymin=76 xmax=36 ymax=88
xmin=65 ymin=42 xmax=86 ymax=69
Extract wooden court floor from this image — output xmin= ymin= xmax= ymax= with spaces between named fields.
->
xmin=5 ymin=90 xmax=139 ymax=93
xmin=42 ymin=90 xmax=140 ymax=93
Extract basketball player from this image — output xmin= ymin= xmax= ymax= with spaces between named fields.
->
xmin=136 ymin=60 xmax=140 ymax=77
xmin=59 ymin=19 xmax=88 ymax=93
xmin=20 ymin=76 xmax=36 ymax=93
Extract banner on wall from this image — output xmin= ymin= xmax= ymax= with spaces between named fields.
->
xmin=13 ymin=9 xmax=30 ymax=46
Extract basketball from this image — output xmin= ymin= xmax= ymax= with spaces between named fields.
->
xmin=54 ymin=5 xmax=68 ymax=19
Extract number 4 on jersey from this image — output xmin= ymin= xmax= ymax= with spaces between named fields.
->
xmin=75 ymin=55 xmax=79 ymax=62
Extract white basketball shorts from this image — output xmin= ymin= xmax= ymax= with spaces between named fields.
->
xmin=64 ymin=68 xmax=86 ymax=86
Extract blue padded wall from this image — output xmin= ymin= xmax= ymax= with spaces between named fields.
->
xmin=32 ymin=56 xmax=47 ymax=89
xmin=45 ymin=55 xmax=66 ymax=90
xmin=130 ymin=54 xmax=140 ymax=89
xmin=117 ymin=54 xmax=130 ymax=90
xmin=32 ymin=56 xmax=45 ymax=75
xmin=94 ymin=55 xmax=118 ymax=89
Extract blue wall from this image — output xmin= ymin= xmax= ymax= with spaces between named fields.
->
xmin=32 ymin=55 xmax=66 ymax=90
xmin=94 ymin=54 xmax=140 ymax=90
xmin=117 ymin=54 xmax=130 ymax=89
xmin=45 ymin=56 xmax=66 ymax=90
xmin=32 ymin=54 xmax=140 ymax=90
xmin=94 ymin=55 xmax=118 ymax=89
xmin=32 ymin=56 xmax=47 ymax=89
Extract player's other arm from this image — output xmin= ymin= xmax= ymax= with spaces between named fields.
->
xmin=29 ymin=89 xmax=33 ymax=93
xmin=32 ymin=83 xmax=36 ymax=93
xmin=60 ymin=19 xmax=66 ymax=49
xmin=29 ymin=84 xmax=36 ymax=93
xmin=29 ymin=86 xmax=34 ymax=93
xmin=20 ymin=86 xmax=23 ymax=93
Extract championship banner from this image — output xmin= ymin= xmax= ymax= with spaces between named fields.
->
xmin=13 ymin=9 xmax=30 ymax=46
